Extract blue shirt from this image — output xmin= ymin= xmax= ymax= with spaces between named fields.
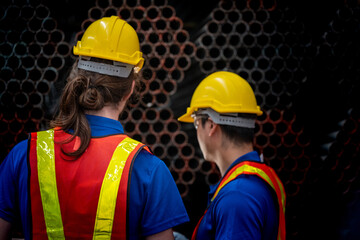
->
xmin=196 ymin=151 xmax=278 ymax=240
xmin=0 ymin=115 xmax=189 ymax=239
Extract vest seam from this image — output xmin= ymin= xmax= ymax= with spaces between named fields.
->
xmin=126 ymin=144 xmax=145 ymax=240
xmin=27 ymin=133 xmax=33 ymax=240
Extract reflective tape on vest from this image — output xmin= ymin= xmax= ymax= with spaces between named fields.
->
xmin=192 ymin=161 xmax=286 ymax=240
xmin=35 ymin=129 xmax=145 ymax=239
xmin=212 ymin=162 xmax=286 ymax=213
xmin=37 ymin=129 xmax=65 ymax=240
xmin=93 ymin=138 xmax=142 ymax=239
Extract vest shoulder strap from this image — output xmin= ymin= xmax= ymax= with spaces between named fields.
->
xmin=192 ymin=160 xmax=286 ymax=240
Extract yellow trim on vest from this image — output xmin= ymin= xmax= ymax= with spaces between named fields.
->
xmin=37 ymin=129 xmax=65 ymax=240
xmin=274 ymin=171 xmax=286 ymax=212
xmin=208 ymin=162 xmax=286 ymax=240
xmin=212 ymin=164 xmax=275 ymax=202
xmin=93 ymin=137 xmax=141 ymax=239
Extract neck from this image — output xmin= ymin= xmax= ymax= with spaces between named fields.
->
xmin=215 ymin=142 xmax=254 ymax=176
xmin=85 ymin=101 xmax=125 ymax=121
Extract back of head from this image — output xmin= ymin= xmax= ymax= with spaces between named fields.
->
xmin=51 ymin=16 xmax=144 ymax=158
xmin=178 ymin=71 xmax=262 ymax=144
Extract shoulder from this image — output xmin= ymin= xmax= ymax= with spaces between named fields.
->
xmin=135 ymin=148 xmax=165 ymax=168
xmin=128 ymin=148 xmax=189 ymax=235
xmin=212 ymin=174 xmax=275 ymax=216
xmin=0 ymin=139 xmax=28 ymax=193
xmin=1 ymin=140 xmax=28 ymax=173
xmin=132 ymin=148 xmax=170 ymax=181
xmin=222 ymin=174 xmax=274 ymax=198
xmin=8 ymin=139 xmax=28 ymax=156
xmin=209 ymin=175 xmax=278 ymax=239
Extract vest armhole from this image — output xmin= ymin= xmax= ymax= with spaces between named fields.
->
xmin=126 ymin=143 xmax=146 ymax=239
xmin=27 ymin=132 xmax=33 ymax=239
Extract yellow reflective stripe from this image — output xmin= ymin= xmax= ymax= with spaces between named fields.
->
xmin=210 ymin=163 xmax=286 ymax=240
xmin=212 ymin=164 xmax=274 ymax=202
xmin=93 ymin=137 xmax=140 ymax=240
xmin=37 ymin=129 xmax=65 ymax=240
xmin=274 ymin=172 xmax=286 ymax=213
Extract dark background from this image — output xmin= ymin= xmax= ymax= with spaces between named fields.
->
xmin=1 ymin=0 xmax=360 ymax=239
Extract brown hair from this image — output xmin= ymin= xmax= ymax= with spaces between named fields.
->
xmin=51 ymin=58 xmax=140 ymax=158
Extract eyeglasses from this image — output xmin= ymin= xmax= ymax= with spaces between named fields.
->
xmin=193 ymin=117 xmax=200 ymax=130
xmin=192 ymin=114 xmax=208 ymax=130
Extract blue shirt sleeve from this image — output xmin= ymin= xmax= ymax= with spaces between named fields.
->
xmin=140 ymin=155 xmax=189 ymax=236
xmin=211 ymin=176 xmax=278 ymax=240
xmin=0 ymin=140 xmax=28 ymax=223
xmin=0 ymin=153 xmax=16 ymax=223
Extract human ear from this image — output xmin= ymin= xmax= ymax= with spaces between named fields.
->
xmin=208 ymin=119 xmax=217 ymax=136
xmin=123 ymin=80 xmax=135 ymax=101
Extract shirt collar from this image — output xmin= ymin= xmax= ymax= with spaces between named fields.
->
xmin=208 ymin=151 xmax=261 ymax=197
xmin=225 ymin=151 xmax=261 ymax=175
xmin=85 ymin=114 xmax=124 ymax=137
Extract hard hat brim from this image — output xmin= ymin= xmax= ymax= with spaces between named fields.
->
xmin=178 ymin=107 xmax=195 ymax=123
xmin=178 ymin=113 xmax=194 ymax=123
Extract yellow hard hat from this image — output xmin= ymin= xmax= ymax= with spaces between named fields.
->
xmin=178 ymin=71 xmax=262 ymax=123
xmin=73 ymin=16 xmax=144 ymax=71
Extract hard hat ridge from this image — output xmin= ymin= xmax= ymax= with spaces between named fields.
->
xmin=73 ymin=16 xmax=144 ymax=77
xmin=178 ymin=71 xmax=262 ymax=123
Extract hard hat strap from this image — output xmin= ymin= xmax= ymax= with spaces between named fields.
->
xmin=196 ymin=108 xmax=256 ymax=128
xmin=78 ymin=57 xmax=134 ymax=78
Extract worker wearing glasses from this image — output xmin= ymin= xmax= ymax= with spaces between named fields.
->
xmin=178 ymin=71 xmax=286 ymax=240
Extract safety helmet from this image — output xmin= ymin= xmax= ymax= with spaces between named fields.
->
xmin=178 ymin=71 xmax=262 ymax=124
xmin=73 ymin=16 xmax=144 ymax=77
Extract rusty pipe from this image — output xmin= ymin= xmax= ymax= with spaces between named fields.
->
xmin=14 ymin=92 xmax=29 ymax=108
xmin=43 ymin=67 xmax=58 ymax=82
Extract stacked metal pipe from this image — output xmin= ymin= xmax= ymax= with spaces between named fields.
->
xmin=255 ymin=109 xmax=311 ymax=198
xmin=318 ymin=4 xmax=360 ymax=198
xmin=323 ymin=110 xmax=360 ymax=195
xmin=1 ymin=0 xmax=360 ymax=239
xmin=183 ymin=1 xmax=313 ymax=207
xmin=0 ymin=2 xmax=70 ymax=160
xmin=194 ymin=3 xmax=311 ymax=110
xmin=187 ymin=1 xmax=360 ymax=238
xmin=73 ymin=0 xmax=198 ymax=196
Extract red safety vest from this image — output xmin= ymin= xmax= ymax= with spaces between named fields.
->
xmin=29 ymin=129 xmax=151 ymax=240
xmin=192 ymin=161 xmax=286 ymax=240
